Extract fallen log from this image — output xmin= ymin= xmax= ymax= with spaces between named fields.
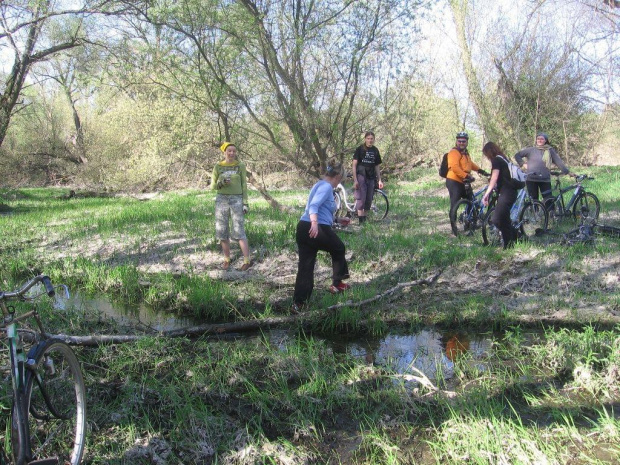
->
xmin=48 ymin=271 xmax=441 ymax=346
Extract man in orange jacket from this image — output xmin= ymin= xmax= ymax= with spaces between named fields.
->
xmin=445 ymin=132 xmax=488 ymax=235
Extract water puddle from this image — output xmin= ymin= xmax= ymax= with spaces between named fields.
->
xmin=60 ymin=293 xmax=197 ymax=332
xmin=63 ymin=293 xmax=498 ymax=381
xmin=268 ymin=329 xmax=493 ymax=382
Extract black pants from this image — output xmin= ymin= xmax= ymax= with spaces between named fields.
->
xmin=446 ymin=178 xmax=466 ymax=213
xmin=491 ymin=187 xmax=518 ymax=249
xmin=293 ymin=221 xmax=349 ymax=305
xmin=526 ymin=180 xmax=553 ymax=206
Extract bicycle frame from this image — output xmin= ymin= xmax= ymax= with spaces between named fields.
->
xmin=549 ymin=178 xmax=586 ymax=217
xmin=333 ymin=175 xmax=388 ymax=222
xmin=0 ymin=275 xmax=85 ymax=465
xmin=334 ymin=182 xmax=384 ymax=215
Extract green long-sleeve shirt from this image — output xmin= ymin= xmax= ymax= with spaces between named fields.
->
xmin=211 ymin=160 xmax=248 ymax=203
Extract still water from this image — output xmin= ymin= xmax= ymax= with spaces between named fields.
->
xmin=65 ymin=293 xmax=495 ymax=381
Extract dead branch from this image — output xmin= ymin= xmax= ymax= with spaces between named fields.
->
xmin=47 ymin=271 xmax=441 ymax=346
xmin=325 ymin=271 xmax=442 ymax=311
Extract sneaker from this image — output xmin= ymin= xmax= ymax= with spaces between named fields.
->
xmin=329 ymin=282 xmax=352 ymax=294
xmin=240 ymin=261 xmax=253 ymax=271
xmin=290 ymin=303 xmax=304 ymax=314
xmin=221 ymin=260 xmax=230 ymax=270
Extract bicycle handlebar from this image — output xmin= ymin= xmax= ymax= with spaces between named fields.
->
xmin=548 ymin=171 xmax=593 ymax=182
xmin=0 ymin=274 xmax=55 ymax=301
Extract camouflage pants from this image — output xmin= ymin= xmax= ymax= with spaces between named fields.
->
xmin=215 ymin=194 xmax=247 ymax=241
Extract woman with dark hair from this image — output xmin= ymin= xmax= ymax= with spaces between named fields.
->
xmin=514 ymin=133 xmax=571 ymax=207
xmin=353 ymin=131 xmax=384 ymax=225
xmin=481 ymin=142 xmax=520 ymax=249
xmin=292 ymin=158 xmax=351 ymax=313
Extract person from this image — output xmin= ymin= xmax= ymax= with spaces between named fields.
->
xmin=445 ymin=132 xmax=488 ymax=235
xmin=292 ymin=158 xmax=351 ymax=312
xmin=481 ymin=141 xmax=520 ymax=249
xmin=353 ymin=131 xmax=384 ymax=225
xmin=514 ymin=133 xmax=571 ymax=207
xmin=211 ymin=142 xmax=252 ymax=271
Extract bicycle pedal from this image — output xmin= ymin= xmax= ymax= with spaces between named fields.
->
xmin=28 ymin=458 xmax=59 ymax=465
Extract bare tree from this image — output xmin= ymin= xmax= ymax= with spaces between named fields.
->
xmin=137 ymin=0 xmax=418 ymax=177
xmin=0 ymin=0 xmax=128 ymax=149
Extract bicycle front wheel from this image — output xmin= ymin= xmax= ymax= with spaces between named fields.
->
xmin=367 ymin=190 xmax=388 ymax=222
xmin=519 ymin=200 xmax=548 ymax=237
xmin=450 ymin=199 xmax=476 ymax=236
xmin=482 ymin=207 xmax=502 ymax=246
xmin=573 ymin=192 xmax=600 ymax=223
xmin=19 ymin=339 xmax=86 ymax=465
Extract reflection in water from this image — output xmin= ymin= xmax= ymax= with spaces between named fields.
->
xmin=323 ymin=330 xmax=492 ymax=381
xmin=62 ymin=294 xmax=493 ymax=380
xmin=61 ymin=293 xmax=197 ymax=332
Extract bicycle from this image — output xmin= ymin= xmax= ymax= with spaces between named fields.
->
xmin=449 ymin=178 xmax=496 ymax=237
xmin=482 ymin=188 xmax=548 ymax=246
xmin=333 ymin=174 xmax=389 ymax=222
xmin=561 ymin=217 xmax=620 ymax=246
xmin=1 ymin=275 xmax=86 ymax=465
xmin=544 ymin=172 xmax=600 ymax=229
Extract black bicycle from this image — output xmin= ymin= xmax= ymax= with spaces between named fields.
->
xmin=545 ymin=172 xmax=600 ymax=228
xmin=481 ymin=187 xmax=548 ymax=246
xmin=1 ymin=275 xmax=86 ymax=465
xmin=561 ymin=217 xmax=620 ymax=246
xmin=449 ymin=178 xmax=495 ymax=237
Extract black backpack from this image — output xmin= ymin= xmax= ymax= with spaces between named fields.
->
xmin=438 ymin=153 xmax=449 ymax=178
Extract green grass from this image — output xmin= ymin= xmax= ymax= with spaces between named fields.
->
xmin=1 ymin=167 xmax=620 ymax=463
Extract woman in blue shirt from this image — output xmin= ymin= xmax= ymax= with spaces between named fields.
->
xmin=293 ymin=159 xmax=351 ymax=312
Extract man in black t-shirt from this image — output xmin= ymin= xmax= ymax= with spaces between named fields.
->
xmin=353 ymin=131 xmax=384 ymax=224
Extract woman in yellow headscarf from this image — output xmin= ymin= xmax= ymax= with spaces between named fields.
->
xmin=211 ymin=142 xmax=252 ymax=271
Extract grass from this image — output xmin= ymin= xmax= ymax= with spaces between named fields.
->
xmin=1 ymin=166 xmax=620 ymax=463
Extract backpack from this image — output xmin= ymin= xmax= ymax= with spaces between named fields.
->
xmin=438 ymin=153 xmax=449 ymax=178
xmin=498 ymin=155 xmax=526 ymax=189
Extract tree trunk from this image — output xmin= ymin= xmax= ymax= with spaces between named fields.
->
xmin=448 ymin=0 xmax=502 ymax=142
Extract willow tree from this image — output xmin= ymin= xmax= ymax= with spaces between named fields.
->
xmin=139 ymin=0 xmax=419 ymax=177
xmin=0 ymin=0 xmax=129 ymax=150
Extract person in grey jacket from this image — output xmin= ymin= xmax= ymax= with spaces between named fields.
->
xmin=514 ymin=133 xmax=572 ymax=205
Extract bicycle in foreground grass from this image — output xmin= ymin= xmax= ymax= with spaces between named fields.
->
xmin=449 ymin=177 xmax=495 ymax=237
xmin=561 ymin=216 xmax=620 ymax=246
xmin=482 ymin=187 xmax=548 ymax=246
xmin=545 ymin=172 xmax=600 ymax=229
xmin=333 ymin=174 xmax=389 ymax=223
xmin=1 ymin=275 xmax=86 ymax=465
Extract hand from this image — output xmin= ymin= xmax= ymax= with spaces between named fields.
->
xmin=482 ymin=194 xmax=489 ymax=206
xmin=522 ymin=163 xmax=528 ymax=172
xmin=464 ymin=175 xmax=474 ymax=183
xmin=377 ymin=180 xmax=384 ymax=189
xmin=243 ymin=204 xmax=249 ymax=214
xmin=353 ymin=181 xmax=359 ymax=190
xmin=309 ymin=221 xmax=319 ymax=238
xmin=478 ymin=170 xmax=489 ymax=177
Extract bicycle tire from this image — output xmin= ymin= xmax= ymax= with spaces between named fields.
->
xmin=481 ymin=207 xmax=502 ymax=246
xmin=573 ymin=192 xmax=600 ymax=223
xmin=596 ymin=224 xmax=620 ymax=238
xmin=15 ymin=339 xmax=86 ymax=465
xmin=8 ymin=352 xmax=30 ymax=465
xmin=450 ymin=199 xmax=476 ymax=236
xmin=367 ymin=189 xmax=388 ymax=222
xmin=519 ymin=200 xmax=548 ymax=237
xmin=333 ymin=190 xmax=347 ymax=220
